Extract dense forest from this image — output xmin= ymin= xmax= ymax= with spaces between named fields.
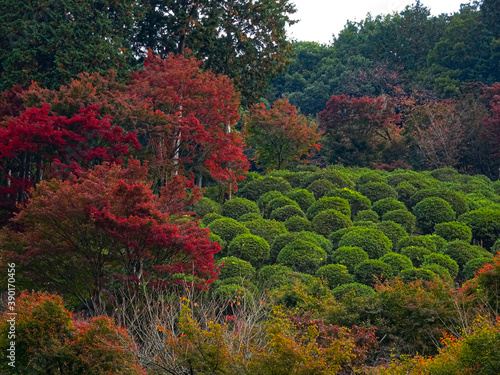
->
xmin=0 ymin=0 xmax=500 ymax=374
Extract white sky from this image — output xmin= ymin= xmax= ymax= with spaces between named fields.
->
xmin=287 ymin=0 xmax=471 ymax=44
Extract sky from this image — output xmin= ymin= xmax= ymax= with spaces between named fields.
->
xmin=287 ymin=0 xmax=470 ymax=44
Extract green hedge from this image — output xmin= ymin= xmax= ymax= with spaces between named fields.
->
xmin=397 ymin=236 xmax=437 ymax=253
xmin=354 ymin=259 xmax=393 ymax=286
xmin=208 ymin=218 xmax=249 ymax=243
xmin=357 ymin=182 xmax=398 ymax=203
xmin=338 ymin=227 xmax=392 ymax=259
xmin=399 ymin=268 xmax=437 ymax=283
xmin=237 ymin=212 xmax=262 ymax=222
xmin=443 ymin=240 xmax=483 ymax=273
xmin=312 ymin=209 xmax=352 ymax=237
xmin=354 ymin=210 xmax=379 ymax=223
xmin=306 ymin=196 xmax=351 ymax=220
xmin=414 ymin=197 xmax=456 ymax=234
xmin=270 ymin=205 xmax=306 ymax=222
xmin=328 ymin=188 xmax=371 ymax=217
xmin=244 ymin=218 xmax=287 ymax=245
xmin=285 ymin=189 xmax=316 ymax=212
xmin=284 ymin=216 xmax=313 ymax=232
xmin=256 ymin=264 xmax=294 ymax=289
xmin=202 ymin=212 xmax=223 ymax=226
xmin=306 ymin=179 xmax=336 ymax=200
xmin=331 ymin=246 xmax=369 ymax=273
xmin=382 ymin=209 xmax=416 ymax=234
xmin=277 ymin=239 xmax=327 ymax=274
xmin=459 ymin=208 xmax=500 ymax=249
xmin=462 ymin=257 xmax=494 ymax=280
xmin=400 ymin=246 xmax=432 ymax=267
xmin=265 ymin=197 xmax=300 ymax=218
xmin=228 ymin=234 xmax=270 ymax=265
xmin=221 ymin=197 xmax=260 ymax=220
xmin=434 ymin=221 xmax=472 ymax=243
xmin=372 ymin=198 xmax=407 ymax=217
xmin=194 ymin=197 xmax=220 ymax=217
xmin=257 ymin=190 xmax=285 ymax=211
xmin=331 ymin=282 xmax=375 ymax=300
xmin=238 ymin=177 xmax=291 ymax=201
xmin=315 ymin=264 xmax=354 ymax=289
xmin=409 ymin=188 xmax=469 ymax=216
xmin=218 ymin=256 xmax=255 ymax=280
xmin=422 ymin=253 xmax=459 ymax=278
xmin=380 ymin=252 xmax=413 ymax=274
xmin=376 ymin=221 xmax=408 ymax=251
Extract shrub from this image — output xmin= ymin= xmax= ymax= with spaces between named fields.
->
xmin=238 ymin=177 xmax=291 ymax=201
xmin=297 ymin=231 xmax=333 ymax=254
xmin=331 ymin=246 xmax=369 ymax=273
xmin=301 ymin=169 xmax=355 ymax=190
xmin=357 ymin=171 xmax=387 ymax=185
xmin=213 ymin=284 xmax=254 ymax=304
xmin=277 ymin=239 xmax=327 ymax=274
xmin=372 ymin=198 xmax=407 ymax=217
xmin=202 ymin=212 xmax=223 ymax=226
xmin=492 ymin=239 xmax=500 ymax=254
xmin=270 ymin=205 xmax=305 ymax=222
xmin=426 ymin=234 xmax=448 ymax=253
xmin=328 ymin=188 xmax=371 ymax=216
xmin=265 ymin=197 xmax=300 ymax=218
xmin=422 ymin=253 xmax=459 ymax=278
xmin=354 ymin=259 xmax=393 ymax=286
xmin=306 ymin=179 xmax=336 ymax=200
xmin=459 ymin=208 xmax=500 ymax=249
xmin=209 ymin=233 xmax=227 ymax=253
xmin=338 ymin=227 xmax=392 ymax=259
xmin=463 ymin=257 xmax=494 ymax=280
xmin=382 ymin=209 xmax=416 ymax=234
xmin=430 ymin=167 xmax=462 ymax=182
xmin=306 ymin=196 xmax=351 ymax=220
xmin=353 ymin=221 xmax=378 ymax=228
xmin=409 ymin=188 xmax=469 ymax=216
xmin=397 ymin=236 xmax=437 ymax=253
xmin=328 ymin=227 xmax=357 ymax=250
xmin=331 ymin=283 xmax=375 ymax=300
xmin=395 ymin=181 xmax=418 ymax=207
xmin=387 ymin=171 xmax=436 ymax=189
xmin=400 ymin=246 xmax=432 ymax=267
xmin=218 ymin=256 xmax=255 ymax=279
xmin=227 ymin=234 xmax=270 ymax=265
xmin=220 ymin=198 xmax=260 ymax=220
xmin=244 ymin=218 xmax=287 ymax=245
xmin=316 ymin=264 xmax=355 ymax=289
xmin=237 ymin=212 xmax=262 ymax=222
xmin=270 ymin=232 xmax=300 ymax=263
xmin=208 ymin=218 xmax=249 ymax=243
xmin=257 ymin=190 xmax=285 ymax=210
xmin=357 ymin=182 xmax=398 ymax=203
xmin=285 ymin=189 xmax=316 ymax=212
xmin=256 ymin=264 xmax=294 ymax=289
xmin=284 ymin=216 xmax=312 ymax=232
xmin=354 ymin=210 xmax=379 ymax=223
xmin=399 ymin=268 xmax=437 ymax=282
xmin=194 ymin=197 xmax=220 ymax=217
xmin=414 ymin=197 xmax=456 ymax=234
xmin=434 ymin=221 xmax=473 ymax=243
xmin=380 ymin=252 xmax=413 ymax=274
xmin=376 ymin=221 xmax=408 ymax=251
xmin=312 ymin=209 xmax=352 ymax=237
xmin=443 ymin=239 xmax=483 ymax=273
xmin=422 ymin=263 xmax=453 ymax=281
xmin=270 ymin=231 xmax=332 ymax=262
xmin=237 ymin=171 xmax=262 ymax=191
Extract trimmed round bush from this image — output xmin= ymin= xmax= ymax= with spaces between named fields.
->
xmin=277 ymin=239 xmax=327 ymax=274
xmin=297 ymin=231 xmax=333 ymax=254
xmin=213 ymin=284 xmax=254 ymax=304
xmin=312 ymin=209 xmax=352 ymax=237
xmin=387 ymin=171 xmax=437 ymax=190
xmin=228 ymin=234 xmax=270 ymax=264
xmin=357 ymin=171 xmax=387 ymax=185
xmin=338 ymin=227 xmax=392 ymax=259
xmin=208 ymin=218 xmax=249 ymax=243
xmin=353 ymin=221 xmax=378 ymax=228
xmin=397 ymin=236 xmax=437 ymax=253
xmin=430 ymin=167 xmax=462 ymax=182
xmin=209 ymin=233 xmax=227 ymax=252
xmin=409 ymin=188 xmax=469 ymax=216
xmin=302 ymin=169 xmax=355 ymax=190
xmin=316 ymin=264 xmax=354 ymax=289
xmin=218 ymin=256 xmax=255 ymax=280
xmin=329 ymin=227 xmax=357 ymax=250
xmin=443 ymin=240 xmax=483 ymax=272
xmin=328 ymin=188 xmax=371 ymax=216
xmin=434 ymin=221 xmax=473 ymax=243
xmin=377 ymin=221 xmax=408 ymax=251
xmin=202 ymin=212 xmax=223 ymax=226
xmin=306 ymin=179 xmax=336 ymax=200
xmin=380 ymin=252 xmax=413 ymax=274
xmin=400 ymin=246 xmax=432 ymax=267
xmin=238 ymin=177 xmax=291 ymax=201
xmin=372 ymin=198 xmax=407 ymax=217
xmin=256 ymin=264 xmax=294 ymax=288
xmin=221 ymin=197 xmax=260 ymax=220
xmin=238 ymin=212 xmax=262 ymax=222
xmin=265 ymin=197 xmax=300 ymax=218
xmin=414 ymin=197 xmax=456 ymax=234
xmin=307 ymin=196 xmax=351 ymax=220
xmin=194 ymin=197 xmax=220 ymax=217
xmin=331 ymin=282 xmax=375 ymax=300
xmin=257 ymin=190 xmax=285 ymax=210
xmin=462 ymin=258 xmax=494 ymax=280
xmin=422 ymin=264 xmax=453 ymax=281
xmin=270 ymin=232 xmax=300 ymax=263
xmin=331 ymin=246 xmax=369 ymax=273
xmin=270 ymin=205 xmax=305 ymax=222
xmin=459 ymin=208 xmax=500 ymax=249
xmin=237 ymin=171 xmax=262 ymax=191
xmin=354 ymin=259 xmax=393 ymax=286
xmin=400 ymin=268 xmax=437 ymax=283
xmin=426 ymin=234 xmax=448 ymax=253
xmin=354 ymin=210 xmax=379 ymax=223
xmin=244 ymin=218 xmax=287 ymax=245
xmin=357 ymin=182 xmax=398 ymax=203
xmin=382 ymin=209 xmax=416 ymax=234
xmin=422 ymin=253 xmax=459 ymax=278
xmin=284 ymin=216 xmax=312 ymax=232
xmin=285 ymin=189 xmax=316 ymax=212
xmin=395 ymin=181 xmax=418 ymax=207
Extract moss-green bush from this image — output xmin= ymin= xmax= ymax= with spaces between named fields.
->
xmin=306 ymin=179 xmax=336 ymax=200
xmin=399 ymin=268 xmax=437 ymax=283
xmin=269 ymin=231 xmax=331 ymax=263
xmin=194 ymin=197 xmax=220 ymax=217
xmin=257 ymin=190 xmax=285 ymax=211
xmin=462 ymin=257 xmax=494 ymax=280
xmin=270 ymin=205 xmax=306 ymax=222
xmin=238 ymin=176 xmax=291 ymax=201
xmin=306 ymin=196 xmax=351 ymax=220
xmin=301 ymin=169 xmax=355 ymax=190
xmin=354 ymin=259 xmax=393 ymax=286
xmin=338 ymin=227 xmax=392 ymax=259
xmin=400 ymin=246 xmax=432 ymax=267
xmin=331 ymin=246 xmax=369 ymax=273
xmin=227 ymin=234 xmax=270 ymax=265
xmin=380 ymin=252 xmax=413 ymax=274
xmin=426 ymin=234 xmax=448 ymax=253
xmin=414 ymin=197 xmax=456 ymax=234
xmin=357 ymin=171 xmax=388 ymax=186
xmin=237 ymin=171 xmax=262 ymax=191
xmin=213 ymin=284 xmax=254 ymax=304
xmin=354 ymin=210 xmax=379 ymax=223
xmin=277 ymin=239 xmax=327 ymax=274
xmin=331 ymin=282 xmax=375 ymax=300
xmin=395 ymin=181 xmax=418 ymax=207
xmin=256 ymin=264 xmax=294 ymax=289
xmin=209 ymin=233 xmax=227 ymax=253
xmin=221 ymin=197 xmax=260 ymax=220
xmin=312 ymin=209 xmax=352 ymax=237
xmin=244 ymin=218 xmax=287 ymax=245
xmin=422 ymin=264 xmax=453 ymax=281
xmin=434 ymin=221 xmax=473 ymax=243
xmin=492 ymin=239 xmax=500 ymax=254
xmin=443 ymin=240 xmax=483 ymax=273
xmin=237 ymin=212 xmax=262 ymax=222
xmin=284 ymin=216 xmax=312 ymax=232
xmin=297 ymin=231 xmax=333 ymax=254
xmin=316 ymin=264 xmax=354 ymax=289
xmin=429 ymin=167 xmax=462 ymax=182
xmin=397 ymin=235 xmax=437 ymax=253
xmin=376 ymin=220 xmax=408 ymax=251
xmin=422 ymin=253 xmax=459 ymax=278
xmin=353 ymin=221 xmax=378 ymax=229
xmin=459 ymin=208 xmax=500 ymax=249
xmin=202 ymin=212 xmax=223 ymax=226
xmin=387 ymin=171 xmax=436 ymax=190
xmin=372 ymin=198 xmax=407 ymax=217
xmin=208 ymin=218 xmax=249 ymax=243
xmin=357 ymin=182 xmax=398 ymax=203
xmin=265 ymin=197 xmax=300 ymax=218
xmin=409 ymin=188 xmax=469 ymax=216
xmin=382 ymin=209 xmax=416 ymax=234
xmin=218 ymin=256 xmax=256 ymax=280
xmin=328 ymin=188 xmax=371 ymax=217
xmin=285 ymin=189 xmax=316 ymax=212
